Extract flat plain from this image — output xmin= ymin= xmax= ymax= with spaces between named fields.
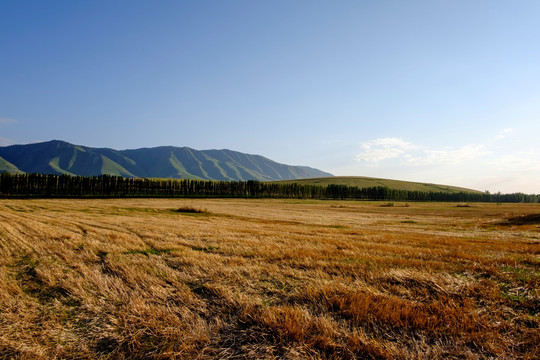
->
xmin=0 ymin=199 xmax=538 ymax=359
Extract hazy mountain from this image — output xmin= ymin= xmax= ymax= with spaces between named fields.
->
xmin=0 ymin=140 xmax=332 ymax=181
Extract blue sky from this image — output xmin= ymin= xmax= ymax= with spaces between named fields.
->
xmin=1 ymin=1 xmax=539 ymax=193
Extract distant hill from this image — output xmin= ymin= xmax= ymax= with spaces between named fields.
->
xmin=272 ymin=176 xmax=482 ymax=194
xmin=0 ymin=140 xmax=332 ymax=181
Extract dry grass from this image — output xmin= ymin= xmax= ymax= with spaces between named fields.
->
xmin=0 ymin=199 xmax=538 ymax=359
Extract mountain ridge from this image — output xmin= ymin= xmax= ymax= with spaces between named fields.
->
xmin=0 ymin=140 xmax=332 ymax=181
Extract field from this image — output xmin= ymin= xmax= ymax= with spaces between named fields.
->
xmin=272 ymin=176 xmax=482 ymax=193
xmin=0 ymin=199 xmax=538 ymax=359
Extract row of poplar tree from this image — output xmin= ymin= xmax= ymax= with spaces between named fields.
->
xmin=0 ymin=173 xmax=538 ymax=203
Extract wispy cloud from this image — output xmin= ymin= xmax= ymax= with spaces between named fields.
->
xmin=495 ymin=128 xmax=513 ymax=140
xmin=404 ymin=145 xmax=489 ymax=166
xmin=352 ymin=131 xmax=540 ymax=193
xmin=0 ymin=117 xmax=17 ymax=125
xmin=356 ymin=138 xmax=489 ymax=166
xmin=357 ymin=128 xmax=524 ymax=166
xmin=356 ymin=137 xmax=419 ymax=162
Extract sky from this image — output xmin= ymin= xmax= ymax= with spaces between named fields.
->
xmin=1 ymin=1 xmax=539 ymax=193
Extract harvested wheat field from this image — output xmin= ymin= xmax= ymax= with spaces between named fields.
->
xmin=0 ymin=199 xmax=538 ymax=359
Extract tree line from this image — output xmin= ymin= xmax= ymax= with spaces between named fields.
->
xmin=0 ymin=173 xmax=538 ymax=203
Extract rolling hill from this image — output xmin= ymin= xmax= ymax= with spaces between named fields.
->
xmin=0 ymin=140 xmax=332 ymax=181
xmin=272 ymin=176 xmax=482 ymax=194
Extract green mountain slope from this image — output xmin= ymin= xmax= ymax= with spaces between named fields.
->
xmin=0 ymin=140 xmax=332 ymax=181
xmin=272 ymin=176 xmax=481 ymax=194
xmin=0 ymin=156 xmax=23 ymax=174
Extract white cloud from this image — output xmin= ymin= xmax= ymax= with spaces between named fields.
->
xmin=404 ymin=145 xmax=489 ymax=166
xmin=352 ymin=135 xmax=539 ymax=193
xmin=356 ymin=137 xmax=419 ymax=162
xmin=356 ymin=137 xmax=487 ymax=166
xmin=356 ymin=147 xmax=405 ymax=162
xmin=361 ymin=137 xmax=418 ymax=150
xmin=0 ymin=117 xmax=17 ymax=125
xmin=495 ymin=128 xmax=513 ymax=140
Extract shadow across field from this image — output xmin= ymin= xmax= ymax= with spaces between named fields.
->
xmin=500 ymin=213 xmax=540 ymax=226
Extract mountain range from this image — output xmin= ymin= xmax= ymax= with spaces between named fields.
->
xmin=0 ymin=140 xmax=332 ymax=181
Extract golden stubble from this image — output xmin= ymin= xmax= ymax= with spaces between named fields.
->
xmin=0 ymin=199 xmax=538 ymax=359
